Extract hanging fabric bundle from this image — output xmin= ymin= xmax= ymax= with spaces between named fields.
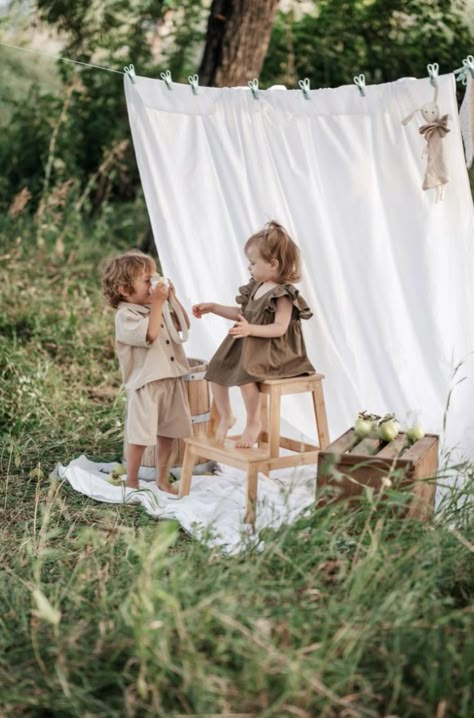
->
xmin=418 ymin=108 xmax=450 ymax=192
xmin=402 ymin=80 xmax=450 ymax=202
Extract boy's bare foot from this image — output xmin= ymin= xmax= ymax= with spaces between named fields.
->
xmin=156 ymin=480 xmax=178 ymax=495
xmin=215 ymin=414 xmax=236 ymax=444
xmin=126 ymin=481 xmax=139 ymax=489
xmin=235 ymin=421 xmax=261 ymax=448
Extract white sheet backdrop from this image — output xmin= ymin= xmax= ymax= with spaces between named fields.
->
xmin=124 ymin=74 xmax=474 ymax=462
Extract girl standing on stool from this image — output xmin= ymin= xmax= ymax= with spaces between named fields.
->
xmin=193 ymin=220 xmax=315 ymax=447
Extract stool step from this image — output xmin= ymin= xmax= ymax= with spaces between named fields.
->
xmin=258 ymin=433 xmax=319 ymax=453
xmin=184 ymin=436 xmax=270 ymax=464
xmin=183 ymin=435 xmax=320 ymax=472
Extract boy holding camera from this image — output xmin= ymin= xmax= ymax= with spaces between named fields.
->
xmin=102 ymin=250 xmax=192 ymax=493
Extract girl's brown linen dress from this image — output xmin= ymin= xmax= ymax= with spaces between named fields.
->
xmin=205 ymin=279 xmax=315 ymax=387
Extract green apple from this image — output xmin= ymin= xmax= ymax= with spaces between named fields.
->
xmin=377 ymin=414 xmax=400 ymax=442
xmin=112 ymin=462 xmax=126 ymax=476
xmin=354 ymin=412 xmax=373 ymax=439
xmin=406 ymin=424 xmax=425 ymax=443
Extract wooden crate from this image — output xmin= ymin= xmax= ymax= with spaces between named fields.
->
xmin=316 ymin=429 xmax=438 ymax=520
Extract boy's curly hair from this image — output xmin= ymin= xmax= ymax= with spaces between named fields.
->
xmin=102 ymin=250 xmax=157 ymax=308
xmin=244 ymin=220 xmax=301 ymax=283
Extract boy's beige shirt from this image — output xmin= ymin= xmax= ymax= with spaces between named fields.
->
xmin=115 ymin=302 xmax=190 ymax=390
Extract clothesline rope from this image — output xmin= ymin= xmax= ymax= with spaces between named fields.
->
xmin=0 ymin=40 xmax=125 ymax=75
xmin=0 ymin=40 xmax=472 ymax=90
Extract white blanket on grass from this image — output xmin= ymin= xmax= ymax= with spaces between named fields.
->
xmin=58 ymin=456 xmax=316 ymax=553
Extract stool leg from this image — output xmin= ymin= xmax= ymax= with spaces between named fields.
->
xmin=208 ymin=400 xmax=220 ymax=438
xmin=269 ymin=386 xmax=281 ymax=458
xmin=258 ymin=394 xmax=268 ymax=447
xmin=312 ymin=382 xmax=330 ymax=450
xmin=245 ymin=464 xmax=258 ymax=525
xmin=178 ymin=444 xmax=197 ymax=497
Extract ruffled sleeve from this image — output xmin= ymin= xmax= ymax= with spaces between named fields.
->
xmin=266 ymin=284 xmax=313 ymax=320
xmin=236 ymin=279 xmax=256 ymax=310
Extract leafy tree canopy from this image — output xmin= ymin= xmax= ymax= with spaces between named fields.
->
xmin=262 ymin=0 xmax=473 ymax=89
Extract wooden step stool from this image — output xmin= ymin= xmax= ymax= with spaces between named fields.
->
xmin=178 ymin=373 xmax=330 ymax=524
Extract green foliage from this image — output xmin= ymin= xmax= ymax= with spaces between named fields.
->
xmin=32 ymin=0 xmax=208 ymax=196
xmin=262 ymin=0 xmax=474 ymax=88
xmin=0 ymin=1 xmax=209 ymax=211
xmin=0 ymin=42 xmax=62 ymax=109
xmin=0 ymin=88 xmax=74 ymax=213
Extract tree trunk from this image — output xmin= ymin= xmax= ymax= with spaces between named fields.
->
xmin=198 ymin=0 xmax=279 ymax=87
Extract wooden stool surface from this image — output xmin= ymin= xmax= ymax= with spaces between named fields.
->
xmin=258 ymin=372 xmax=325 ymax=386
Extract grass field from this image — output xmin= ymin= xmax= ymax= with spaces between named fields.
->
xmin=0 ymin=207 xmax=473 ymax=717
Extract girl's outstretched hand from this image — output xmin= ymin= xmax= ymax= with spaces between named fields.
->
xmin=228 ymin=314 xmax=251 ymax=337
xmin=192 ymin=302 xmax=214 ymax=318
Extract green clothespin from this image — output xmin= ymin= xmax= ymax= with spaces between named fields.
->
xmin=298 ymin=77 xmax=311 ymax=100
xmin=427 ymin=62 xmax=439 ymax=88
xmin=160 ymin=69 xmax=172 ymax=90
xmin=123 ymin=64 xmax=136 ymax=84
xmin=188 ymin=74 xmax=199 ymax=95
xmin=353 ymin=74 xmax=366 ymax=97
xmin=248 ymin=78 xmax=259 ymax=100
xmin=454 ymin=55 xmax=474 ymax=85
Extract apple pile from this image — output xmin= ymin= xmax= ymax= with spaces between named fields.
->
xmin=354 ymin=412 xmax=425 ymax=444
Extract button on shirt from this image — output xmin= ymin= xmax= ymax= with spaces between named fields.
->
xmin=115 ymin=302 xmax=190 ymax=390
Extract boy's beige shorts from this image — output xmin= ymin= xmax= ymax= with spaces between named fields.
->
xmin=126 ymin=377 xmax=192 ymax=445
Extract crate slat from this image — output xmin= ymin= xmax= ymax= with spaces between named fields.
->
xmin=398 ymin=435 xmax=438 ymax=462
xmin=376 ymin=433 xmax=409 ymax=458
xmin=326 ymin=429 xmax=358 ymax=454
xmin=349 ymin=437 xmax=381 ymax=455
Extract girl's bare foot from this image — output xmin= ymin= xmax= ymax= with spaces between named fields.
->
xmin=215 ymin=414 xmax=236 ymax=443
xmin=235 ymin=420 xmax=261 ymax=448
xmin=157 ymin=480 xmax=178 ymax=495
